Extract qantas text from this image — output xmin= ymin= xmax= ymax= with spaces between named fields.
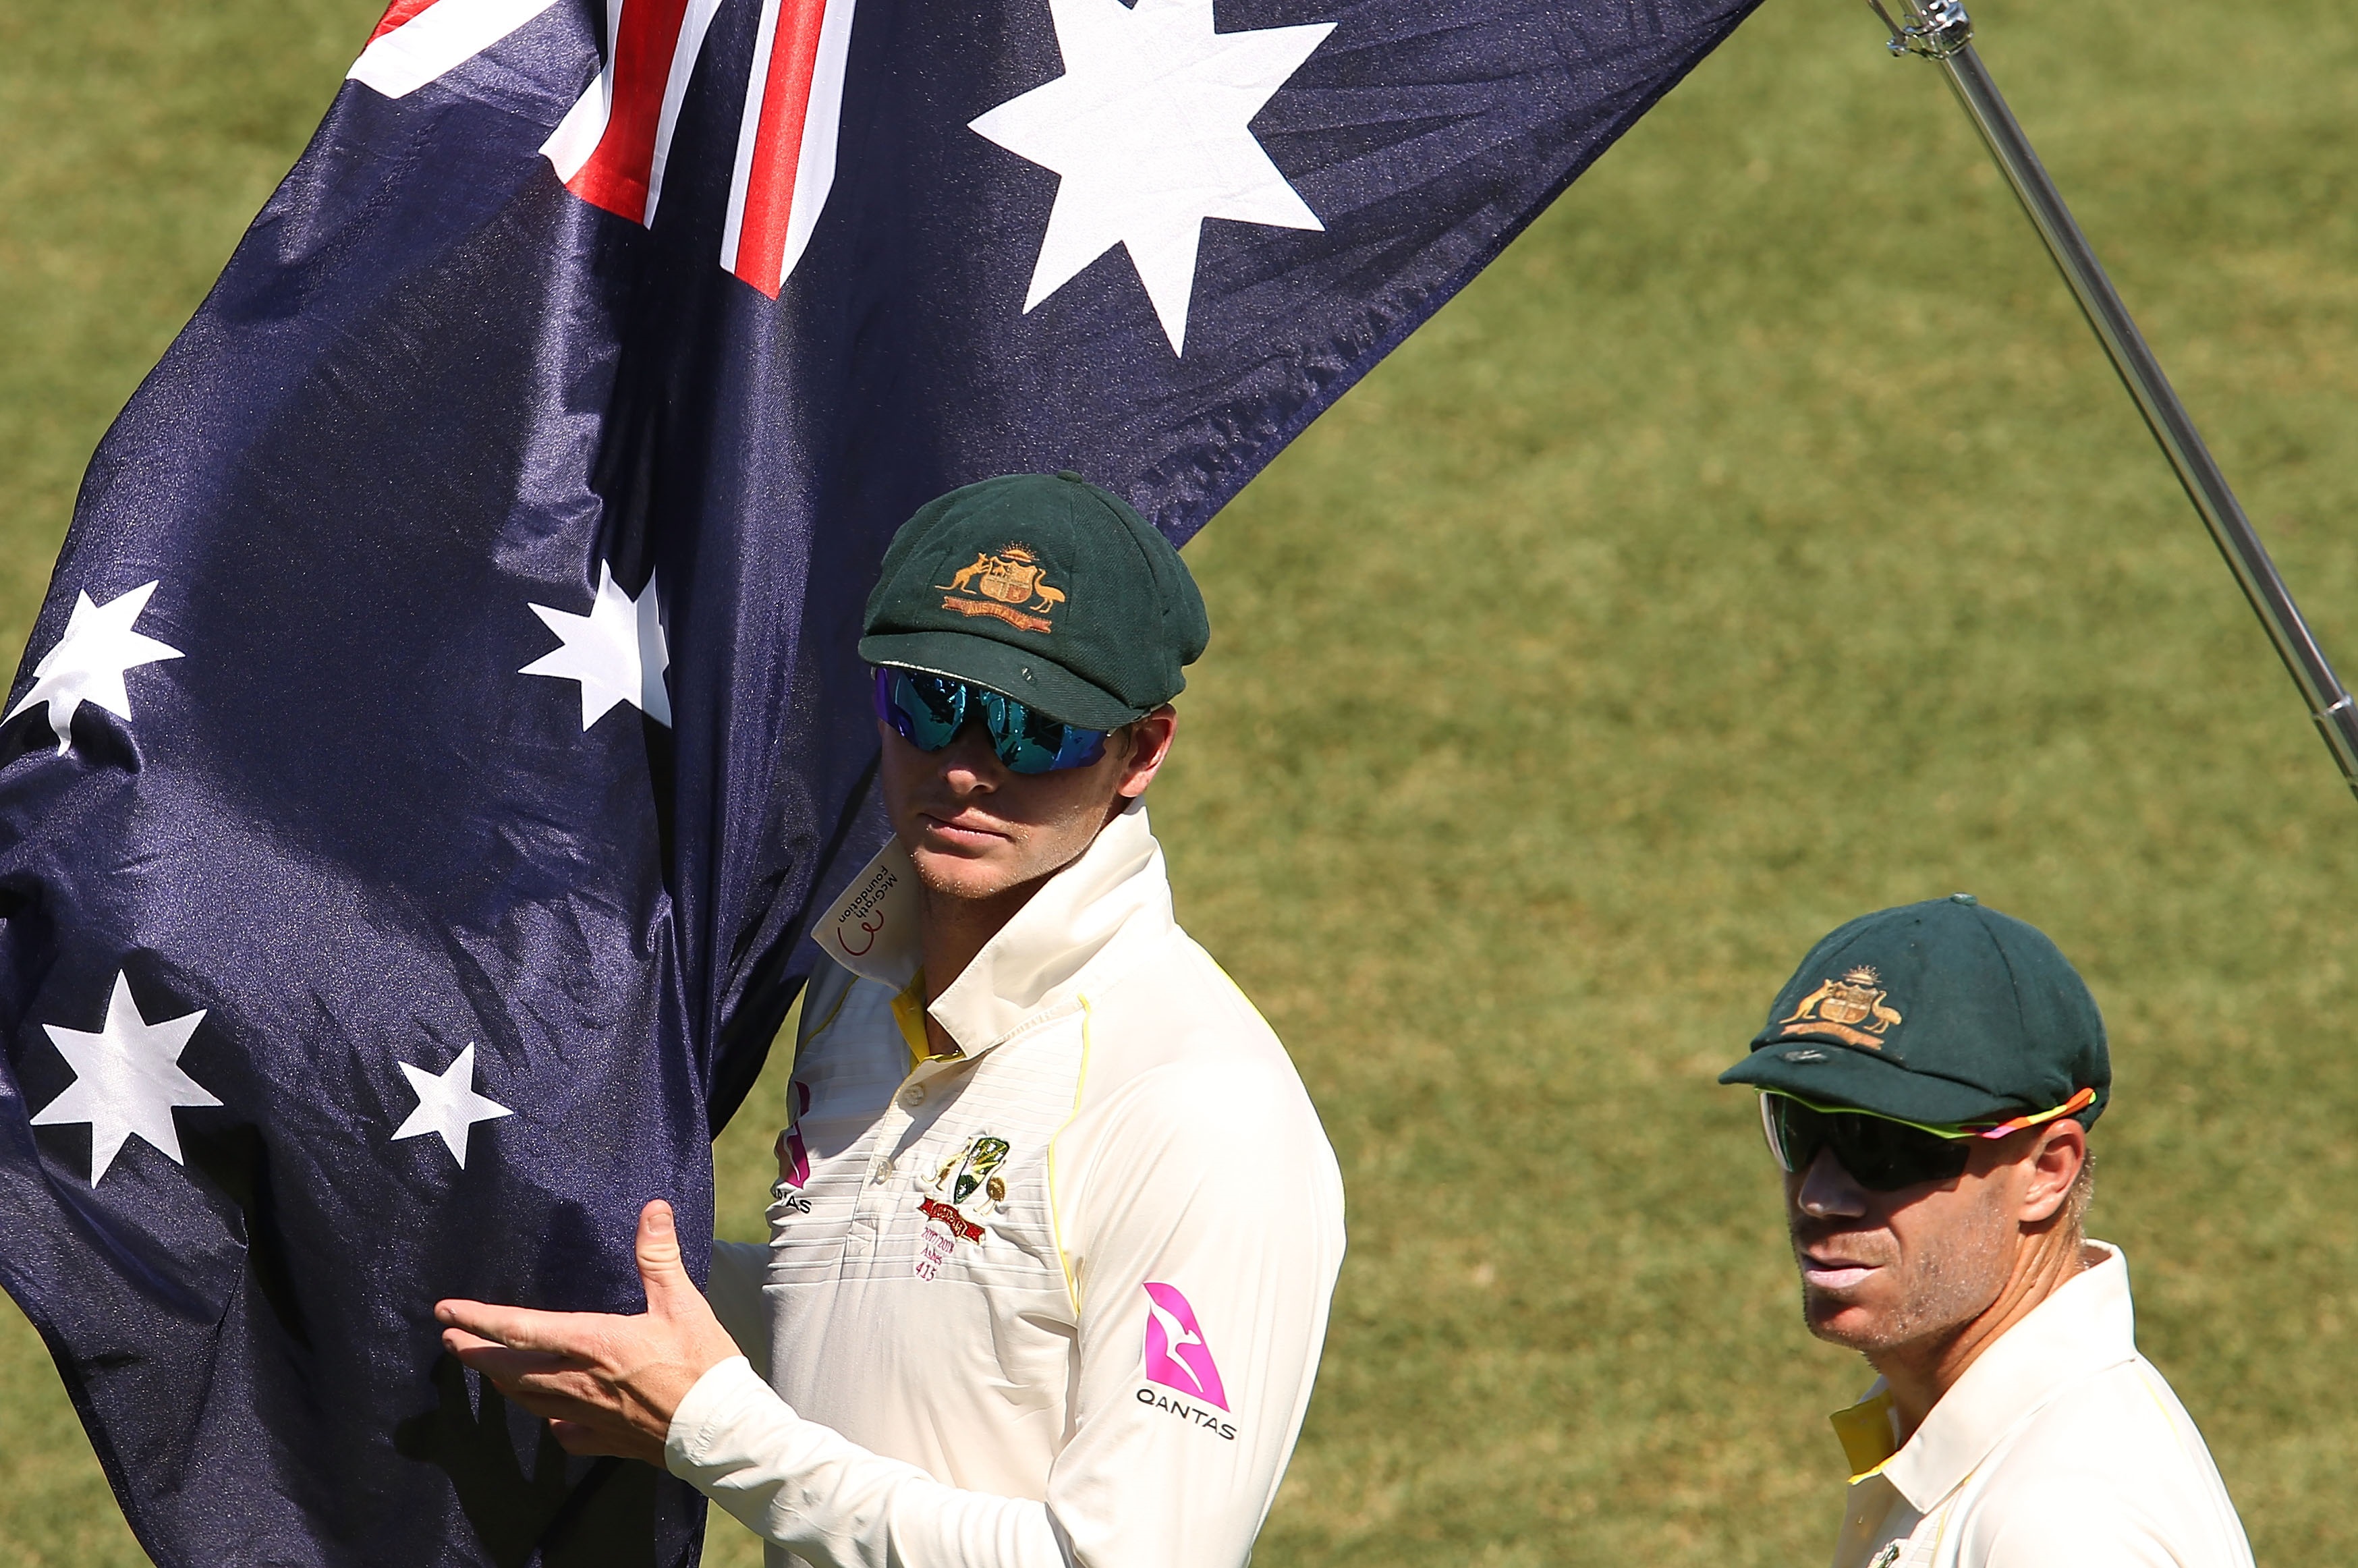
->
xmin=1135 ymin=1387 xmax=1236 ymax=1440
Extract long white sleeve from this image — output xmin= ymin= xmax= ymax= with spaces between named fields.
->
xmin=1044 ymin=1053 xmax=1345 ymax=1568
xmin=667 ymin=1358 xmax=1068 ymax=1567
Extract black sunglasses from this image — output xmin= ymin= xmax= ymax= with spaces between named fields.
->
xmin=1758 ymin=1092 xmax=1975 ymax=1193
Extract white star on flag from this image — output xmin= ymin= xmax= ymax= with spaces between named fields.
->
xmin=520 ymin=563 xmax=671 ymax=729
xmin=30 ymin=973 xmax=218 ymax=1185
xmin=391 ymin=1044 xmax=514 ymax=1169
xmin=6 ymin=581 xmax=185 ymax=756
xmin=970 ymin=0 xmax=1334 ymax=354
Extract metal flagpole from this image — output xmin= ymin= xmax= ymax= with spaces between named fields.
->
xmin=1863 ymin=0 xmax=2358 ymax=803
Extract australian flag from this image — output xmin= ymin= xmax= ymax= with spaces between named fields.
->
xmin=0 ymin=0 xmax=1758 ymax=1562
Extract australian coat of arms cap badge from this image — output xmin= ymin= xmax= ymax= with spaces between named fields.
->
xmin=937 ymin=543 xmax=1067 ymax=635
xmin=1775 ymin=965 xmax=1904 ymax=1052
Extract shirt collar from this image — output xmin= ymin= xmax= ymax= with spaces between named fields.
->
xmin=1830 ymin=1241 xmax=2138 ymax=1511
xmin=808 ymin=800 xmax=1174 ymax=1058
xmin=1829 ymin=1387 xmax=1901 ymax=1483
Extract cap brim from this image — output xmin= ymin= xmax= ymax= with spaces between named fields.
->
xmin=858 ymin=630 xmax=1145 ymax=730
xmin=1718 ymin=1042 xmax=2025 ymax=1125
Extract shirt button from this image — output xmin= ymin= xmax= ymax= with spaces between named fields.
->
xmin=870 ymin=1158 xmax=894 ymax=1185
xmin=901 ymin=1085 xmax=926 ymax=1108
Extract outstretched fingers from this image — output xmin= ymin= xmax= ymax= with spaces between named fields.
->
xmin=418 ymin=1200 xmax=723 ymax=1468
xmin=436 ymin=1298 xmax=601 ymax=1357
xmin=445 ymin=1336 xmax=583 ymax=1388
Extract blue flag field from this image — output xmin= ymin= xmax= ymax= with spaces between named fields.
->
xmin=0 ymin=0 xmax=1758 ymax=1561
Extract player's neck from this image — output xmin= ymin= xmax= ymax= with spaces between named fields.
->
xmin=1872 ymin=1225 xmax=2089 ymax=1439
xmin=913 ymin=878 xmax=1046 ymax=1057
xmin=919 ymin=886 xmax=1026 ymax=991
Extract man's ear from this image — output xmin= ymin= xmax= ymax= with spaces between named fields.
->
xmin=1113 ymin=706 xmax=1177 ymax=800
xmin=2017 ymin=1117 xmax=2086 ymax=1226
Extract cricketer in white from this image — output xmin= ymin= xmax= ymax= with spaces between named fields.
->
xmin=681 ymin=801 xmax=1347 ymax=1567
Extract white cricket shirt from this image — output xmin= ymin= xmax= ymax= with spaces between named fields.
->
xmin=1826 ymin=1243 xmax=2253 ymax=1568
xmin=669 ymin=801 xmax=1347 ymax=1568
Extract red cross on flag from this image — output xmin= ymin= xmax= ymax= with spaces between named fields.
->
xmin=351 ymin=0 xmax=854 ymax=298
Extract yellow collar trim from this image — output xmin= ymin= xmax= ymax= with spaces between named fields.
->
xmin=891 ymin=972 xmax=967 ymax=1068
xmin=891 ymin=975 xmax=934 ymax=1067
xmin=1830 ymin=1390 xmax=1901 ymax=1484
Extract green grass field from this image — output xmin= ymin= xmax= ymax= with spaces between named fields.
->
xmin=7 ymin=0 xmax=2358 ymax=1562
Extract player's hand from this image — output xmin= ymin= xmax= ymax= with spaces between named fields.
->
xmin=436 ymin=1200 xmax=741 ymax=1464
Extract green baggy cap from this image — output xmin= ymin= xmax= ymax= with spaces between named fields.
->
xmin=859 ymin=472 xmax=1210 ymax=730
xmin=1719 ymin=894 xmax=2110 ymax=1129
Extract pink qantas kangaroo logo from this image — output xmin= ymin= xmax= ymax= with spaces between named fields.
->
xmin=1141 ymin=1283 xmax=1229 ymax=1411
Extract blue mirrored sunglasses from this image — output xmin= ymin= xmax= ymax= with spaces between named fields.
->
xmin=872 ymin=666 xmax=1111 ymax=775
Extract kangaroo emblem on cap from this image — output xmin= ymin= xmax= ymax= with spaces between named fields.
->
xmin=938 ymin=544 xmax=1067 ymax=633
xmin=1776 ymin=965 xmax=1904 ymax=1051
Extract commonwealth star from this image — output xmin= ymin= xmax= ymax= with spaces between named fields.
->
xmin=520 ymin=563 xmax=672 ymax=729
xmin=30 ymin=973 xmax=219 ymax=1185
xmin=970 ymin=0 xmax=1334 ymax=354
xmin=6 ymin=582 xmax=185 ymax=755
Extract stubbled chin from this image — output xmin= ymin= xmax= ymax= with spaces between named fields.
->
xmin=1801 ymin=1289 xmax=1884 ymax=1349
xmin=908 ymin=843 xmax=1028 ymax=902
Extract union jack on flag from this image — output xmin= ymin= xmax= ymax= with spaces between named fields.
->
xmin=0 ymin=0 xmax=1759 ymax=1561
xmin=354 ymin=0 xmax=855 ymax=293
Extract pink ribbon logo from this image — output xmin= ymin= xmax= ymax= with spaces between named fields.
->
xmin=1141 ymin=1282 xmax=1229 ymax=1411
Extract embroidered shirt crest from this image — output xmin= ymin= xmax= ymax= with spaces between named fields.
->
xmin=912 ymin=1133 xmax=1013 ymax=1280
